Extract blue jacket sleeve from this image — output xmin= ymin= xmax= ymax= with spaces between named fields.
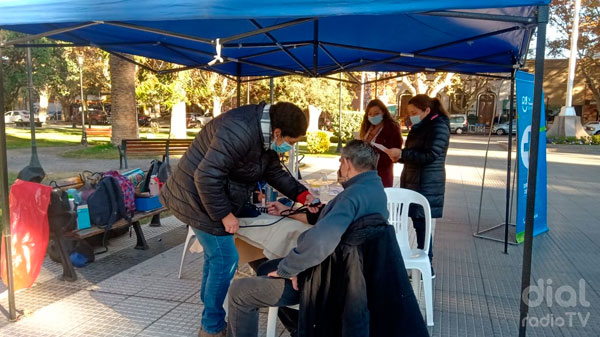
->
xmin=277 ymin=196 xmax=357 ymax=278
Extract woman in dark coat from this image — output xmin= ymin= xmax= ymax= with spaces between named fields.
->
xmin=359 ymin=99 xmax=403 ymax=187
xmin=160 ymin=102 xmax=315 ymax=337
xmin=385 ymin=94 xmax=450 ymax=267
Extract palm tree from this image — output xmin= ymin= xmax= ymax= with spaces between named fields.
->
xmin=110 ymin=53 xmax=138 ymax=145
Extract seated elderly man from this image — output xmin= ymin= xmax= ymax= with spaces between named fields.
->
xmin=227 ymin=140 xmax=389 ymax=337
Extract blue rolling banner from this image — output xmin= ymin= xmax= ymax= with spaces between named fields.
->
xmin=515 ymin=70 xmax=549 ymax=243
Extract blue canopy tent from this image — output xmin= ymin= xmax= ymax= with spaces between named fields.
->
xmin=0 ymin=1 xmax=550 ymax=335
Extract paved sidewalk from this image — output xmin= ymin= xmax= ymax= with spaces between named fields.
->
xmin=1 ymin=135 xmax=599 ymax=336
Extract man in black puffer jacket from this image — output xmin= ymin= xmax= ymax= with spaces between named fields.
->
xmin=385 ymin=94 xmax=450 ymax=269
xmin=160 ymin=102 xmax=315 ymax=337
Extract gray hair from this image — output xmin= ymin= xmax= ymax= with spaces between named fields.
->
xmin=341 ymin=140 xmax=379 ymax=171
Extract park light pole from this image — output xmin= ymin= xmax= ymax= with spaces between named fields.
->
xmin=78 ymin=55 xmax=87 ymax=146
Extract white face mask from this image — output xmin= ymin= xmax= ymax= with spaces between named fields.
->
xmin=409 ymin=115 xmax=422 ymax=125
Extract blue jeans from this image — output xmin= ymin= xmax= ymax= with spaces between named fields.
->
xmin=192 ymin=228 xmax=239 ymax=334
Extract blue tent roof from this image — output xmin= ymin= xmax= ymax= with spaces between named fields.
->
xmin=0 ymin=1 xmax=551 ymax=78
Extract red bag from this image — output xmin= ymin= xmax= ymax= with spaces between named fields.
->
xmin=1 ymin=179 xmax=52 ymax=291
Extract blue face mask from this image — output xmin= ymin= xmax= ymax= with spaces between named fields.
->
xmin=368 ymin=115 xmax=384 ymax=125
xmin=409 ymin=115 xmax=422 ymax=125
xmin=271 ymin=139 xmax=293 ymax=153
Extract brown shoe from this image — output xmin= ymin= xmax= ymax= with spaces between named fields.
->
xmin=198 ymin=325 xmax=227 ymax=337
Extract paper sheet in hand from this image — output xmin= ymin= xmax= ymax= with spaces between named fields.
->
xmin=370 ymin=141 xmax=388 ymax=152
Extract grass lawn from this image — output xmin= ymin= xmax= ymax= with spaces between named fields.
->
xmin=298 ymin=142 xmax=341 ymax=158
xmin=61 ymin=142 xmax=120 ymax=159
xmin=5 ymin=125 xmax=198 ymax=150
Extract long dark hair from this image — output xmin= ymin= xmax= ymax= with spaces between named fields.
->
xmin=359 ymin=99 xmax=399 ymax=139
xmin=408 ymin=94 xmax=448 ymax=117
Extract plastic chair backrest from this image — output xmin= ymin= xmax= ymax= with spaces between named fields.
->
xmin=384 ymin=187 xmax=432 ymax=253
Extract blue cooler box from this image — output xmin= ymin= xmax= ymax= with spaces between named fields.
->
xmin=135 ymin=195 xmax=162 ymax=211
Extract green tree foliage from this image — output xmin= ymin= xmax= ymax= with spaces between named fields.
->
xmin=548 ymin=0 xmax=600 ymax=114
xmin=0 ymin=30 xmax=72 ymax=110
xmin=246 ymin=75 xmax=355 ymax=117
xmin=135 ymin=58 xmax=182 ymax=112
xmin=332 ymin=111 xmax=364 ymax=142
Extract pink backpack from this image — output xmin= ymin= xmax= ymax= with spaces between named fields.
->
xmin=104 ymin=170 xmax=136 ymax=214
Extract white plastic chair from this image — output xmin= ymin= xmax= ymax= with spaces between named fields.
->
xmin=384 ymin=187 xmax=434 ymax=326
xmin=266 ymin=305 xmax=299 ymax=337
xmin=178 ymin=225 xmax=196 ymax=278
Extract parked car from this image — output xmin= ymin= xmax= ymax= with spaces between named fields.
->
xmin=73 ymin=109 xmax=109 ymax=125
xmin=492 ymin=120 xmax=517 ymax=135
xmin=584 ymin=121 xmax=600 ymax=135
xmin=449 ymin=114 xmax=468 ymax=134
xmin=4 ymin=110 xmax=45 ymax=126
xmin=138 ymin=114 xmax=152 ymax=127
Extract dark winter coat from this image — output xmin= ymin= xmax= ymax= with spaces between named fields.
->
xmin=400 ymin=112 xmax=450 ymax=218
xmin=298 ymin=213 xmax=429 ymax=337
xmin=160 ymin=103 xmax=308 ymax=236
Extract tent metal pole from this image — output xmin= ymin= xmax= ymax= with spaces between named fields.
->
xmin=422 ymin=10 xmax=535 ymax=24
xmin=26 ymin=45 xmax=43 ymax=170
xmin=375 ymin=72 xmax=378 ymax=98
xmin=317 ymin=45 xmax=361 ymax=83
xmin=413 ymin=26 xmax=524 ymax=55
xmin=249 ymin=20 xmax=311 ymax=75
xmin=313 ymin=20 xmax=319 ymax=76
xmin=320 ymin=41 xmax=512 ymax=69
xmin=220 ymin=18 xmax=315 ymax=44
xmin=223 ymin=41 xmax=312 ymax=49
xmin=233 ymin=58 xmax=299 ymax=76
xmin=236 ymin=64 xmax=241 ymax=108
xmin=269 ymin=78 xmax=274 ymax=104
xmin=2 ymin=22 xmax=101 ymax=46
xmin=0 ymin=45 xmax=17 ymax=322
xmin=336 ymin=73 xmax=343 ymax=153
xmin=519 ymin=5 xmax=548 ymax=337
xmin=322 ymin=76 xmax=361 ymax=85
xmin=104 ymin=22 xmax=213 ymax=44
xmin=504 ymin=70 xmax=516 ymax=254
xmin=475 ymin=103 xmax=498 ymax=234
xmin=104 ymin=50 xmax=157 ymax=73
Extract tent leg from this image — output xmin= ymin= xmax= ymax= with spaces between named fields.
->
xmin=335 ymin=73 xmax=343 ymax=153
xmin=0 ymin=46 xmax=18 ymax=322
xmin=504 ymin=70 xmax=516 ymax=254
xmin=519 ymin=5 xmax=548 ymax=337
xmin=269 ymin=78 xmax=274 ymax=104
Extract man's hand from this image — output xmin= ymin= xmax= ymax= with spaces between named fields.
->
xmin=267 ymin=201 xmax=290 ymax=216
xmin=384 ymin=148 xmax=402 ymax=162
xmin=268 ymin=270 xmax=299 ymax=291
xmin=304 ymin=194 xmax=320 ymax=214
xmin=222 ymin=213 xmax=239 ymax=234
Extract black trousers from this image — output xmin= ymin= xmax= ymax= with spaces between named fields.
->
xmin=411 ymin=216 xmax=433 ymax=262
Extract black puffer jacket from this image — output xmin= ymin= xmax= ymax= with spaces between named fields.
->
xmin=298 ymin=214 xmax=429 ymax=337
xmin=160 ymin=103 xmax=307 ymax=235
xmin=400 ymin=112 xmax=450 ymax=218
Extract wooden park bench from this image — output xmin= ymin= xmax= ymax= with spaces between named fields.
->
xmin=48 ymin=175 xmax=167 ymax=282
xmin=85 ymin=128 xmax=112 ymax=137
xmin=118 ymin=138 xmax=194 ymax=169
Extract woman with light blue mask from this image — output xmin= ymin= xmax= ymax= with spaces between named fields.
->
xmin=384 ymin=94 xmax=450 ymax=277
xmin=359 ymin=99 xmax=403 ymax=187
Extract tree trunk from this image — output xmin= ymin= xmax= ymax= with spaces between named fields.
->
xmin=39 ymin=88 xmax=49 ymax=121
xmin=213 ymin=96 xmax=222 ymax=117
xmin=170 ymin=73 xmax=187 ymax=138
xmin=110 ymin=53 xmax=138 ymax=145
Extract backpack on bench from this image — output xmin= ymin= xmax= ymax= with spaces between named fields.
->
xmin=87 ymin=176 xmax=132 ymax=253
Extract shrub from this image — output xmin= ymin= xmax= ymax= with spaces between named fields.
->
xmin=331 ymin=111 xmax=364 ymax=142
xmin=306 ymin=131 xmax=331 ymax=154
xmin=547 ymin=135 xmax=600 ymax=145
